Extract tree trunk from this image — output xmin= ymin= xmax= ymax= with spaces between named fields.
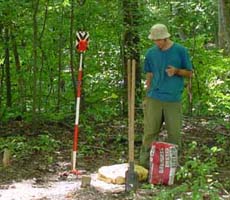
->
xmin=32 ymin=0 xmax=39 ymax=127
xmin=57 ymin=35 xmax=62 ymax=112
xmin=57 ymin=9 xmax=64 ymax=112
xmin=38 ymin=0 xmax=49 ymax=112
xmin=0 ymin=63 xmax=3 ymax=112
xmin=218 ymin=0 xmax=230 ymax=55
xmin=122 ymin=0 xmax=141 ymax=114
xmin=70 ymin=0 xmax=76 ymax=98
xmin=11 ymin=29 xmax=26 ymax=112
xmin=4 ymin=27 xmax=12 ymax=108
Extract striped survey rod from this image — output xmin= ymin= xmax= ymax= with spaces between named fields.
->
xmin=71 ymin=31 xmax=89 ymax=175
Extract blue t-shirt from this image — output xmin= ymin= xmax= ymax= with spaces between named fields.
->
xmin=144 ymin=43 xmax=192 ymax=102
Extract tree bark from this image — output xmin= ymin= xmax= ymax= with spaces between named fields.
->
xmin=32 ymin=0 xmax=40 ymax=126
xmin=0 ymin=63 xmax=3 ymax=112
xmin=122 ymin=0 xmax=141 ymax=114
xmin=218 ymin=0 xmax=230 ymax=55
xmin=57 ymin=8 xmax=64 ymax=112
xmin=38 ymin=0 xmax=49 ymax=112
xmin=70 ymin=0 xmax=76 ymax=98
xmin=4 ymin=27 xmax=12 ymax=108
xmin=11 ymin=28 xmax=26 ymax=112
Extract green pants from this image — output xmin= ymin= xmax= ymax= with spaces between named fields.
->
xmin=139 ymin=97 xmax=182 ymax=168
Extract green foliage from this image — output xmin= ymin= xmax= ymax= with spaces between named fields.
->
xmin=0 ymin=135 xmax=27 ymax=154
xmin=0 ymin=0 xmax=229 ymax=121
xmin=175 ymin=141 xmax=222 ymax=199
xmin=0 ymin=2 xmax=229 ymax=199
xmin=139 ymin=139 xmax=226 ymax=199
xmin=152 ymin=184 xmax=189 ymax=200
xmin=197 ymin=52 xmax=230 ymax=116
xmin=180 ymin=36 xmax=230 ymax=116
xmin=0 ymin=134 xmax=60 ymax=162
xmin=30 ymin=134 xmax=60 ymax=153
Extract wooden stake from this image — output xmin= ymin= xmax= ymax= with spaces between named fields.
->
xmin=3 ymin=148 xmax=11 ymax=167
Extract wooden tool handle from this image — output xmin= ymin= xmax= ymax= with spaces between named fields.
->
xmin=127 ymin=59 xmax=131 ymax=128
xmin=128 ymin=59 xmax=135 ymax=163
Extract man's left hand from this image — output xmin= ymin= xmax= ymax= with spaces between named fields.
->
xmin=166 ymin=65 xmax=178 ymax=77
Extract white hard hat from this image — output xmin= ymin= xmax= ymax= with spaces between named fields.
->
xmin=148 ymin=24 xmax=171 ymax=40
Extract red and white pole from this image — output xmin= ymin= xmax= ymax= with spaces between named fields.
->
xmin=71 ymin=31 xmax=89 ymax=175
xmin=72 ymin=53 xmax=83 ymax=174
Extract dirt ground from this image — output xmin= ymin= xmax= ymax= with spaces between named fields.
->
xmin=0 ymin=117 xmax=229 ymax=200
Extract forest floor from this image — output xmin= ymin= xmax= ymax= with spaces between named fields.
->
xmin=0 ymin=116 xmax=229 ymax=200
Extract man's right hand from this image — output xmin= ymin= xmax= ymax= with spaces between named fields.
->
xmin=145 ymin=72 xmax=153 ymax=90
xmin=145 ymin=79 xmax=151 ymax=89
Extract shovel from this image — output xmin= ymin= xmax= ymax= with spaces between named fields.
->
xmin=125 ymin=59 xmax=138 ymax=191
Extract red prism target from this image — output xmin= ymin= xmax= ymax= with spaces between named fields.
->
xmin=76 ymin=31 xmax=89 ymax=52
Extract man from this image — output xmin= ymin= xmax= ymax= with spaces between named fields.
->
xmin=139 ymin=24 xmax=193 ymax=169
